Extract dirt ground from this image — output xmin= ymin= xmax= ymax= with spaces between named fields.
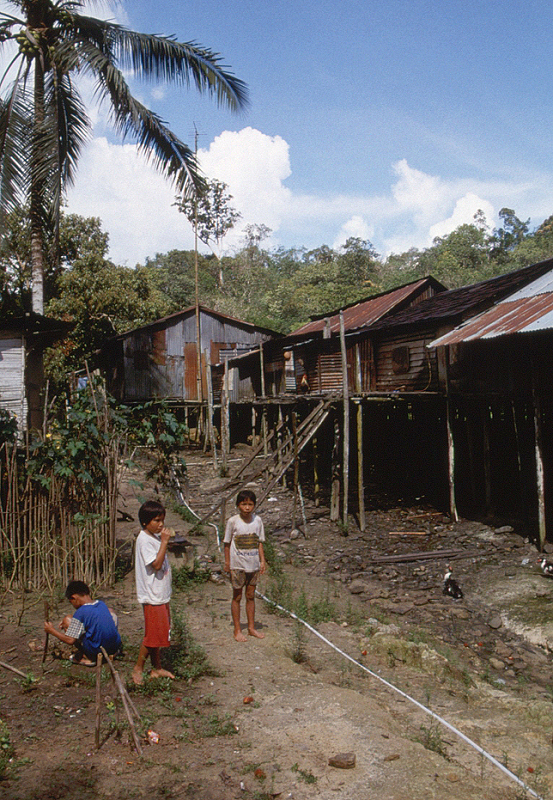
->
xmin=2 ymin=448 xmax=553 ymax=800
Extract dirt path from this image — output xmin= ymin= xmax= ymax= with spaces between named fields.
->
xmin=2 ymin=449 xmax=553 ymax=799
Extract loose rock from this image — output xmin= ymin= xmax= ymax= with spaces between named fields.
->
xmin=328 ymin=752 xmax=356 ymax=769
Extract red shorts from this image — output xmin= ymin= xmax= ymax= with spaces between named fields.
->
xmin=142 ymin=603 xmax=171 ymax=648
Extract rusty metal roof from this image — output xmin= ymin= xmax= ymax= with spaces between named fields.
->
xmin=367 ymin=258 xmax=553 ymax=333
xmin=429 ymin=267 xmax=553 ymax=347
xmin=109 ymin=305 xmax=280 ymax=340
xmin=289 ymin=277 xmax=445 ymax=337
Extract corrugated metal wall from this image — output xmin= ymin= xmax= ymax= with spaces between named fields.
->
xmin=0 ymin=335 xmax=26 ymax=424
xmin=117 ymin=310 xmax=272 ymax=402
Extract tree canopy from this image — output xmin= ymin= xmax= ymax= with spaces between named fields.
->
xmin=0 ymin=0 xmax=248 ymax=312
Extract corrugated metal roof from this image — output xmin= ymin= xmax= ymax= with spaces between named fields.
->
xmin=290 ymin=277 xmax=444 ymax=337
xmin=110 ymin=305 xmax=280 ymax=340
xmin=429 ymin=267 xmax=553 ymax=347
xmin=367 ymin=258 xmax=553 ymax=333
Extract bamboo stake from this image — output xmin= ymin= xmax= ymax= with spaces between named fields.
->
xmin=100 ymin=648 xmax=143 ymax=755
xmin=0 ymin=659 xmax=27 ymax=678
xmin=42 ymin=601 xmax=49 ymax=665
xmin=95 ymin=652 xmax=103 ymax=748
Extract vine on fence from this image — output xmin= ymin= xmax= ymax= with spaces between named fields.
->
xmin=0 ymin=384 xmax=188 ymax=595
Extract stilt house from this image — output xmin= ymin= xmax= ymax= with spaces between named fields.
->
xmin=100 ymin=305 xmax=278 ymax=403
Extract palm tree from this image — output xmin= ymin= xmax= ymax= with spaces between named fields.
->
xmin=0 ymin=0 xmax=248 ymax=313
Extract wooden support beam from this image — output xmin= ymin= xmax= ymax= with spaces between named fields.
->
xmin=444 ymin=347 xmax=459 ymax=522
xmin=356 ymin=401 xmax=366 ymax=532
xmin=340 ymin=311 xmax=349 ymax=532
xmin=532 ymin=359 xmax=547 ymax=550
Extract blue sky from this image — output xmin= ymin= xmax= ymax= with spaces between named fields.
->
xmin=58 ymin=0 xmax=553 ymax=264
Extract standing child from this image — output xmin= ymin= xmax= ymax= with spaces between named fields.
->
xmin=224 ymin=490 xmax=267 ymax=642
xmin=132 ymin=500 xmax=175 ymax=685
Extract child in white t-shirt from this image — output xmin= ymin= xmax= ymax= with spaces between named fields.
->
xmin=223 ymin=490 xmax=267 ymax=642
xmin=132 ymin=500 xmax=175 ymax=685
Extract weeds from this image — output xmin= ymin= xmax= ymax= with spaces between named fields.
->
xmin=0 ymin=719 xmax=14 ymax=778
xmin=262 ymin=539 xmax=284 ymax=577
xmin=416 ymin=720 xmax=449 ymax=759
xmin=161 ymin=609 xmax=218 ymax=681
xmin=288 ymin=621 xmax=308 ymax=664
xmin=172 ymin=560 xmax=211 ymax=593
xmin=291 ymin=763 xmax=317 ymax=784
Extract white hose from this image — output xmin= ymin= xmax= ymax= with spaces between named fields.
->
xmin=257 ymin=590 xmax=543 ymax=800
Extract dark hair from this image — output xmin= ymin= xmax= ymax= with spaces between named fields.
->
xmin=65 ymin=580 xmax=90 ymax=599
xmin=236 ymin=489 xmax=256 ymax=506
xmin=138 ymin=499 xmax=166 ymax=527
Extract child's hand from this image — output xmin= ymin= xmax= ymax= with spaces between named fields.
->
xmin=223 ymin=563 xmax=230 ymax=573
xmin=160 ymin=527 xmax=172 ymax=544
xmin=260 ymin=560 xmax=267 ymax=575
xmin=44 ymin=621 xmax=56 ymax=635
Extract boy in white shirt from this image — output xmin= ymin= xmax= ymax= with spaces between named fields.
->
xmin=223 ymin=490 xmax=267 ymax=642
xmin=132 ymin=500 xmax=175 ymax=685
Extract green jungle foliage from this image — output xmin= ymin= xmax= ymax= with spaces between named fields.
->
xmin=2 ymin=205 xmax=553 ymax=396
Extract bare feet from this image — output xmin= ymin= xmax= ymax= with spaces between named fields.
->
xmin=234 ymin=630 xmax=247 ymax=642
xmin=150 ymin=668 xmax=175 ymax=680
xmin=248 ymin=629 xmax=265 ymax=639
xmin=131 ymin=668 xmax=144 ymax=686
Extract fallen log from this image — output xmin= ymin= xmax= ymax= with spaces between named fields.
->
xmin=365 ymin=548 xmax=482 ymax=566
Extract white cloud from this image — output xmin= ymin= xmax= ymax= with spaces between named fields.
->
xmin=66 ymin=137 xmax=195 ymax=265
xmin=332 ymin=215 xmax=374 ymax=250
xmin=428 ymin=194 xmax=495 ymax=241
xmin=197 ymin=127 xmax=293 ymax=245
xmin=64 ymin=126 xmax=553 ymax=265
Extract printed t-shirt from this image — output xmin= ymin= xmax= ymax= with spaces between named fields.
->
xmin=135 ymin=529 xmax=172 ymax=605
xmin=224 ymin=513 xmax=265 ymax=572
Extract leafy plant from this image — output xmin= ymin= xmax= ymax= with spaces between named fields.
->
xmin=172 ymin=560 xmax=212 ymax=592
xmin=161 ymin=609 xmax=217 ymax=681
xmin=0 ymin=719 xmax=14 ymax=778
xmin=0 ymin=410 xmax=17 ymax=446
xmin=417 ymin=720 xmax=449 ymax=758
xmin=291 ymin=763 xmax=317 ymax=784
xmin=126 ymin=400 xmax=188 ymax=489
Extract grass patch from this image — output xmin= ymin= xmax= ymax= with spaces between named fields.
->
xmin=0 ymin=719 xmax=14 ymax=779
xmin=172 ymin=560 xmax=212 ymax=592
xmin=161 ymin=608 xmax=218 ymax=681
xmin=291 ymin=763 xmax=317 ymax=784
xmin=416 ymin=720 xmax=449 ymax=759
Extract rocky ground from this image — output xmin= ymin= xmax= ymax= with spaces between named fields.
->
xmin=2 ymin=447 xmax=553 ymax=800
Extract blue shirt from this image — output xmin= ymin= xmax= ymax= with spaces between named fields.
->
xmin=72 ymin=600 xmax=121 ymax=659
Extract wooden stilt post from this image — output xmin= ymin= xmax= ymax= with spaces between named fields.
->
xmin=251 ymin=406 xmax=257 ymax=449
xmin=340 ymin=311 xmax=349 ymax=533
xmin=205 ymin=356 xmax=218 ymax=471
xmin=356 ymin=401 xmax=366 ymax=531
xmin=278 ymin=405 xmax=286 ymax=487
xmin=481 ymin=402 xmax=492 ymax=518
xmin=313 ymin=433 xmax=320 ymax=507
xmin=221 ymin=360 xmax=230 ymax=477
xmin=292 ymin=410 xmax=298 ymax=529
xmin=330 ymin=415 xmax=341 ymax=523
xmin=532 ymin=358 xmax=547 ymax=550
xmin=354 ymin=343 xmax=365 ymax=531
xmin=444 ymin=348 xmax=459 ymax=522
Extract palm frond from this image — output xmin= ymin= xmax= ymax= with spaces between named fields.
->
xmin=0 ymin=71 xmax=32 ymax=218
xmin=70 ymin=14 xmax=249 ymax=111
xmin=86 ymin=52 xmax=203 ymax=196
